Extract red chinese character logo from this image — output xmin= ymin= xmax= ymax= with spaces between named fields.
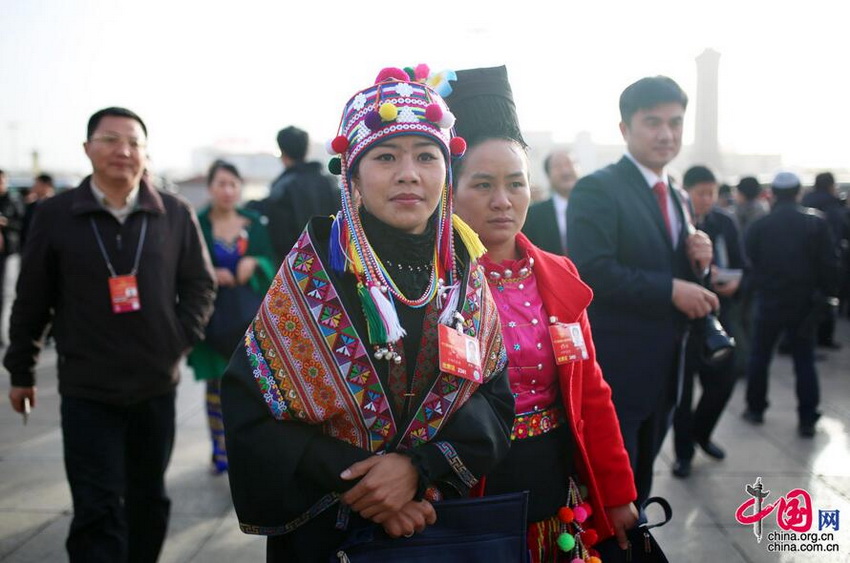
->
xmin=776 ymin=489 xmax=813 ymax=532
xmin=735 ymin=478 xmax=813 ymax=542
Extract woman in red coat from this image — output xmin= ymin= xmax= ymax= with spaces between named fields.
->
xmin=448 ymin=66 xmax=638 ymax=562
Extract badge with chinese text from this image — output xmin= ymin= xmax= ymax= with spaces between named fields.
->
xmin=438 ymin=324 xmax=482 ymax=382
xmin=108 ymin=274 xmax=141 ymax=314
xmin=549 ymin=322 xmax=588 ymax=365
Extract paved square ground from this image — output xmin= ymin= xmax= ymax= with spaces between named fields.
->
xmin=2 ymin=262 xmax=848 ymax=562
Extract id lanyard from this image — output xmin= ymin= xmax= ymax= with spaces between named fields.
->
xmin=91 ymin=215 xmax=148 ymax=313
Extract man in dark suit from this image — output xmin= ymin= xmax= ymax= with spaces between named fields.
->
xmin=800 ymin=172 xmax=848 ymax=349
xmin=743 ymin=172 xmax=839 ymax=437
xmin=523 ymin=150 xmax=578 ymax=255
xmin=568 ymin=76 xmax=718 ymax=505
xmin=261 ymin=126 xmax=340 ymax=262
xmin=671 ymin=165 xmax=745 ymax=478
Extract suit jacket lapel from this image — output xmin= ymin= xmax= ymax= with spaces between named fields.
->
xmin=616 ymin=157 xmax=673 ymax=249
xmin=543 ymin=199 xmax=565 ymax=254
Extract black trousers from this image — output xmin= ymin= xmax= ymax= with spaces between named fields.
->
xmin=617 ymin=389 xmax=675 ymax=508
xmin=61 ymin=391 xmax=176 ymax=563
xmin=745 ymin=302 xmax=819 ymax=424
xmin=672 ymin=353 xmax=736 ymax=461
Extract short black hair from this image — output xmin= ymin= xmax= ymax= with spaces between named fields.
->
xmin=35 ymin=173 xmax=54 ymax=186
xmin=87 ymin=107 xmax=148 ymax=140
xmin=814 ymin=172 xmax=835 ymax=192
xmin=207 ymin=159 xmax=242 ymax=186
xmin=737 ymin=176 xmax=762 ymax=200
xmin=619 ymin=76 xmax=688 ymax=125
xmin=773 ymin=185 xmax=800 ymax=201
xmin=683 ymin=165 xmax=716 ymax=189
xmin=276 ymin=126 xmax=308 ymax=162
xmin=543 ymin=152 xmax=571 ymax=176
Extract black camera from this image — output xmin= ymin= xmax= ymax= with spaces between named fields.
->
xmin=695 ymin=313 xmax=735 ymax=366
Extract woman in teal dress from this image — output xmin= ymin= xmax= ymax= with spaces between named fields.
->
xmin=188 ymin=160 xmax=276 ymax=473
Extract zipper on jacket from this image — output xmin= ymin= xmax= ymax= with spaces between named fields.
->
xmin=116 ymin=233 xmax=122 ymax=251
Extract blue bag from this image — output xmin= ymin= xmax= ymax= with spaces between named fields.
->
xmin=204 ymin=285 xmax=263 ymax=357
xmin=331 ymin=492 xmax=529 ymax=563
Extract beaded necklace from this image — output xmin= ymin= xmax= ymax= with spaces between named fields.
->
xmin=338 ymin=156 xmax=452 ymax=309
xmin=482 ymin=255 xmax=535 ymax=293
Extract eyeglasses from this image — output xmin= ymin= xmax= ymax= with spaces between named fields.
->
xmin=90 ymin=134 xmax=147 ymax=151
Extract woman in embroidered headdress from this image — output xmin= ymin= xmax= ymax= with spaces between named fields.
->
xmin=220 ymin=65 xmax=514 ymax=562
xmin=449 ymin=66 xmax=638 ymax=562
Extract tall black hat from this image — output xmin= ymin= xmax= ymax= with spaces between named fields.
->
xmin=446 ymin=65 xmax=526 ymax=149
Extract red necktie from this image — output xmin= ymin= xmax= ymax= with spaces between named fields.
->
xmin=652 ymin=181 xmax=673 ymax=241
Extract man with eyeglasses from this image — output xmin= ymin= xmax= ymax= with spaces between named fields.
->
xmin=4 ymin=107 xmax=216 ymax=562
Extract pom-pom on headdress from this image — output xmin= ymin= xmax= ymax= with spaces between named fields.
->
xmin=326 ymin=65 xmax=477 ymax=356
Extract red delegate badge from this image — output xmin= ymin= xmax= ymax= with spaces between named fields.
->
xmin=108 ymin=274 xmax=141 ymax=314
xmin=438 ymin=324 xmax=483 ymax=383
xmin=549 ymin=322 xmax=589 ymax=365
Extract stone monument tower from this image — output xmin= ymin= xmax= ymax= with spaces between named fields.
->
xmin=693 ymin=48 xmax=722 ymax=172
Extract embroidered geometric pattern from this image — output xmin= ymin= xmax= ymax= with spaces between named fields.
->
xmin=245 ymin=227 xmax=507 ymax=457
xmin=466 ymin=267 xmax=507 ymax=379
xmin=434 ymin=441 xmax=478 ymax=489
xmin=340 ymin=82 xmax=453 ymax=165
xmin=397 ymin=266 xmax=506 ymax=450
xmin=409 ymin=302 xmax=442 ymax=403
xmin=238 ymin=492 xmax=340 ymax=536
xmin=247 ymin=229 xmax=396 ymax=452
xmin=245 ymin=327 xmax=301 ymax=420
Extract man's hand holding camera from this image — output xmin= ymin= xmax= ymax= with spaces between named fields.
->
xmin=672 ymin=231 xmax=719 ymax=319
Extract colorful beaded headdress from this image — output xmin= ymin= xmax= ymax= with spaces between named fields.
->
xmin=326 ymin=64 xmax=484 ymax=357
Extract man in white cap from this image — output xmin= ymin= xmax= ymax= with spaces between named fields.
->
xmin=742 ymin=171 xmax=839 ymax=436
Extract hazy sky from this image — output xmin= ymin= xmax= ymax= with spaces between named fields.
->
xmin=1 ymin=0 xmax=847 ymax=178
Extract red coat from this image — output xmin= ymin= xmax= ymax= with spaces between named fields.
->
xmin=520 ymin=232 xmax=636 ymax=540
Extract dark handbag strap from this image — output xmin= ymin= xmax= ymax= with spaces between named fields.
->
xmin=640 ymin=496 xmax=672 ymax=531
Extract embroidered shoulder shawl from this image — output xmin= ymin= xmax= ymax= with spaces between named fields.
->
xmin=244 ymin=225 xmax=506 ymax=454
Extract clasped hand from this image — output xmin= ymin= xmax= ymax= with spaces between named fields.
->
xmin=340 ymin=453 xmax=436 ymax=537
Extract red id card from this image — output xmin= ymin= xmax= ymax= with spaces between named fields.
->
xmin=108 ymin=274 xmax=141 ymax=314
xmin=438 ymin=324 xmax=483 ymax=383
xmin=548 ymin=322 xmax=589 ymax=365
